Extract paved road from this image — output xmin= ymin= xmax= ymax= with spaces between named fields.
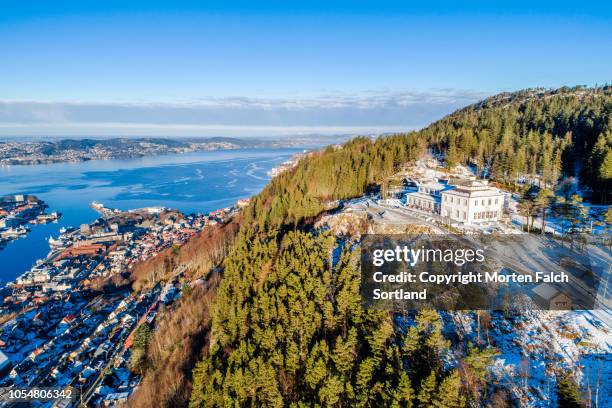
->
xmin=348 ymin=198 xmax=446 ymax=233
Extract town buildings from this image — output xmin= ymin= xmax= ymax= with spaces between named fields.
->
xmin=0 ymin=198 xmax=246 ymax=403
xmin=0 ymin=195 xmax=59 ymax=247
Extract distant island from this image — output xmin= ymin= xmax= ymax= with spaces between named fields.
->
xmin=0 ymin=135 xmax=349 ymax=166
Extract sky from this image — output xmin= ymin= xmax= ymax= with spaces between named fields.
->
xmin=0 ymin=1 xmax=611 ymax=138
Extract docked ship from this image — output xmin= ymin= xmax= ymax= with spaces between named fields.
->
xmin=31 ymin=211 xmax=61 ymax=224
xmin=48 ymin=235 xmax=70 ymax=249
xmin=0 ymin=226 xmax=29 ymax=239
xmin=91 ymin=201 xmax=104 ymax=211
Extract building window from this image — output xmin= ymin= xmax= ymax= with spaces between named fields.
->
xmin=488 ymin=199 xmax=492 ymax=205
xmin=495 ymin=198 xmax=498 ymax=204
xmin=481 ymin=199 xmax=485 ymax=206
xmin=474 ymin=200 xmax=478 ymax=206
xmin=463 ymin=211 xmax=466 ymax=219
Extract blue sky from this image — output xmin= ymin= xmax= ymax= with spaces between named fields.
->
xmin=1 ymin=1 xmax=611 ymax=137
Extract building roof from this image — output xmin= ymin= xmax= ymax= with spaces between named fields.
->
xmin=419 ymin=181 xmax=448 ymax=191
xmin=441 ymin=184 xmax=504 ymax=198
xmin=0 ymin=350 xmax=9 ymax=369
xmin=104 ymin=392 xmax=129 ymax=401
xmin=532 ymin=283 xmax=559 ymax=300
xmin=406 ymin=192 xmax=438 ymax=202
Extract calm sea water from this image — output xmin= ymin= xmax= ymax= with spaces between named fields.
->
xmin=0 ymin=147 xmax=303 ymax=283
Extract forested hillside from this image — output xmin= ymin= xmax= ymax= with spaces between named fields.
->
xmin=422 ymin=86 xmax=612 ymax=201
xmin=189 ymin=230 xmax=500 ymax=407
xmin=128 ymin=86 xmax=611 ymax=407
xmin=243 ymin=134 xmax=425 ymax=230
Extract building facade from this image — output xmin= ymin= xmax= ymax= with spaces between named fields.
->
xmin=404 ymin=180 xmax=449 ymax=213
xmin=440 ymin=181 xmax=505 ymax=225
xmin=404 ymin=179 xmax=505 ymax=225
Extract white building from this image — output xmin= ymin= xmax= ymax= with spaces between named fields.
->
xmin=404 ymin=180 xmax=450 ymax=213
xmin=440 ymin=180 xmax=505 ymax=225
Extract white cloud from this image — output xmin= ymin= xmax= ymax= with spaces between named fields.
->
xmin=0 ymin=122 xmax=415 ymax=137
xmin=0 ymin=89 xmax=488 ymax=137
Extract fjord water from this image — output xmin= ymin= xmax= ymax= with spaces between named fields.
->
xmin=0 ymin=148 xmax=302 ymax=283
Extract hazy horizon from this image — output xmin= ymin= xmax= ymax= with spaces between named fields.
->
xmin=0 ymin=133 xmax=360 ymax=142
xmin=1 ymin=1 xmax=610 ymax=137
xmin=0 ymin=91 xmax=480 ymax=138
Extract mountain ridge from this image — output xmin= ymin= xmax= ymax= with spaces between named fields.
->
xmin=127 ymin=86 xmax=611 ymax=407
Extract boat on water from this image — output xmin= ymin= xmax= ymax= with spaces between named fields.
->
xmin=48 ymin=236 xmax=67 ymax=248
xmin=30 ymin=211 xmax=62 ymax=224
xmin=0 ymin=226 xmax=29 ymax=238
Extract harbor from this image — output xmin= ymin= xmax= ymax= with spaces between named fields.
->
xmin=0 ymin=199 xmax=244 ymax=406
xmin=0 ymin=147 xmax=302 ymax=282
xmin=0 ymin=194 xmax=60 ymax=249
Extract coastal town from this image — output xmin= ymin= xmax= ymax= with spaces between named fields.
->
xmin=0 ymin=137 xmax=343 ymax=166
xmin=266 ymin=150 xmax=310 ymax=177
xmin=0 ymin=138 xmax=244 ymax=166
xmin=0 ymin=199 xmax=244 ymax=407
xmin=0 ymin=195 xmax=60 ymax=249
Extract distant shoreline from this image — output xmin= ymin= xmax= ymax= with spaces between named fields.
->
xmin=0 ymin=135 xmax=346 ymax=167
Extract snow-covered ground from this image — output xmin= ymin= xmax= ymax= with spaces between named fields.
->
xmin=408 ymin=153 xmax=477 ymax=181
xmin=393 ymin=308 xmax=611 ymax=407
xmin=443 ymin=310 xmax=611 ymax=407
xmin=341 ymin=161 xmax=611 ymax=406
xmin=509 ymin=194 xmax=610 ymax=238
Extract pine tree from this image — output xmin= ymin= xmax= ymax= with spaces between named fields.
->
xmin=461 ymin=345 xmax=499 ymax=402
xmin=391 ymin=372 xmax=415 ymax=408
xmin=432 ymin=370 xmax=466 ymax=408
xmin=556 ymin=372 xmax=584 ymax=408
xmin=535 ymin=188 xmax=554 ymax=234
xmin=517 ymin=191 xmax=537 ymax=232
xmin=417 ymin=371 xmax=437 ymax=407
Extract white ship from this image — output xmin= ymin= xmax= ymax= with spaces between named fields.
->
xmin=48 ymin=236 xmax=66 ymax=248
xmin=91 ymin=201 xmax=104 ymax=211
xmin=0 ymin=226 xmax=29 ymax=238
